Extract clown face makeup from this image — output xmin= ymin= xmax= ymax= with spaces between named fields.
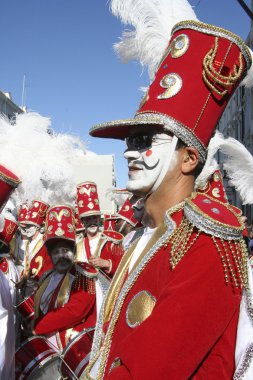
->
xmin=22 ymin=224 xmax=38 ymax=239
xmin=124 ymin=133 xmax=178 ymax=195
xmin=50 ymin=242 xmax=74 ymax=273
xmin=81 ymin=215 xmax=100 ymax=236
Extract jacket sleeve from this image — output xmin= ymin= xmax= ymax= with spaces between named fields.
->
xmin=34 ymin=288 xmax=95 ymax=335
xmin=102 ymin=241 xmax=124 ymax=277
xmin=105 ymin=236 xmax=242 ymax=379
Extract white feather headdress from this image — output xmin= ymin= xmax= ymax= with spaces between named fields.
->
xmin=0 ymin=112 xmax=89 ymax=212
xmin=110 ymin=0 xmax=198 ymax=81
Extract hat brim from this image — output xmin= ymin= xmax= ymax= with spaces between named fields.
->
xmin=89 ymin=116 xmax=164 ymax=140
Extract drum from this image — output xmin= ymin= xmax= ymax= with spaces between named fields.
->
xmin=59 ymin=328 xmax=95 ymax=380
xmin=15 ymin=335 xmax=60 ymax=380
xmin=16 ymin=294 xmax=35 ymax=323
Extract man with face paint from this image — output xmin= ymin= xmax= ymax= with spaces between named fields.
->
xmin=16 ymin=200 xmax=53 ymax=297
xmin=84 ymin=2 xmax=253 ymax=379
xmin=32 ymin=205 xmax=97 ymax=351
xmin=76 ymin=182 xmax=124 ymax=317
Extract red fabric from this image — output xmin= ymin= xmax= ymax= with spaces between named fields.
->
xmin=84 ymin=236 xmax=92 ymax=260
xmin=103 ymin=212 xmax=242 ymax=379
xmin=100 ymin=240 xmax=124 ymax=277
xmin=29 ymin=245 xmax=53 ymax=281
xmin=34 ymin=267 xmax=96 ymax=340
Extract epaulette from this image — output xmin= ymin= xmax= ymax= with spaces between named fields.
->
xmin=38 ymin=269 xmax=54 ymax=286
xmin=74 ymin=262 xmax=97 ymax=294
xmin=101 ymin=230 xmax=124 ymax=244
xmin=75 ymin=261 xmax=98 ymax=278
xmin=184 ymin=193 xmax=244 ymax=240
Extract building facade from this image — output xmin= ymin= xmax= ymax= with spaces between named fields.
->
xmin=218 ymin=2 xmax=253 ymax=222
xmin=0 ymin=90 xmax=23 ymax=119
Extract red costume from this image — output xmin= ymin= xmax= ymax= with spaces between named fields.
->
xmin=85 ymin=4 xmax=253 ymax=378
xmin=33 ymin=261 xmax=96 ymax=350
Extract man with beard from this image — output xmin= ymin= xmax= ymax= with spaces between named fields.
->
xmin=32 ymin=204 xmax=97 ymax=350
xmin=84 ymin=1 xmax=253 ymax=379
xmin=76 ymin=181 xmax=124 ymax=316
xmin=16 ymin=200 xmax=52 ymax=296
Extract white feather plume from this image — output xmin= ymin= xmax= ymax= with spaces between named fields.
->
xmin=0 ymin=112 xmax=89 ymax=209
xmin=196 ymin=130 xmax=253 ymax=205
xmin=110 ymin=0 xmax=198 ymax=80
xmin=105 ymin=187 xmax=131 ymax=207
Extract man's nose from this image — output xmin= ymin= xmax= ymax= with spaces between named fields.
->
xmin=124 ymin=149 xmax=141 ymax=160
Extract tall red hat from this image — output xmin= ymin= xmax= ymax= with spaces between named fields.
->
xmin=103 ymin=214 xmax=118 ymax=231
xmin=44 ymin=205 xmax=76 ymax=247
xmin=0 ymin=218 xmax=18 ymax=247
xmin=197 ymin=170 xmax=228 ymax=204
xmin=76 ymin=181 xmax=101 ymax=218
xmin=20 ymin=200 xmax=49 ymax=227
xmin=89 ymin=21 xmax=251 ymax=162
xmin=18 ymin=203 xmax=29 ymax=225
xmin=0 ymin=164 xmax=21 ymax=212
xmin=117 ymin=197 xmax=140 ymax=227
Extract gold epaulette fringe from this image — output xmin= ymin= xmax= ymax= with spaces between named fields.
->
xmin=74 ymin=272 xmax=96 ymax=294
xmin=212 ymin=236 xmax=249 ymax=290
xmin=168 ymin=216 xmax=200 ymax=270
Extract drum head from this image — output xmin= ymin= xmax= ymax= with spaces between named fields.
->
xmin=29 ymin=357 xmax=61 ymax=380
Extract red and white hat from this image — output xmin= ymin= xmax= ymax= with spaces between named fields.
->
xmin=18 ymin=203 xmax=29 ymax=225
xmin=117 ymin=197 xmax=139 ymax=227
xmin=44 ymin=205 xmax=76 ymax=247
xmin=0 ymin=164 xmax=21 ymax=212
xmin=0 ymin=218 xmax=18 ymax=247
xmin=76 ymin=181 xmax=101 ymax=218
xmin=90 ymin=21 xmax=251 ymax=162
xmin=197 ymin=170 xmax=228 ymax=204
xmin=19 ymin=200 xmax=49 ymax=227
xmin=103 ymin=214 xmax=118 ymax=231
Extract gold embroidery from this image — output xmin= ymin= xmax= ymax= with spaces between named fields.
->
xmin=126 ymin=291 xmax=156 ymax=328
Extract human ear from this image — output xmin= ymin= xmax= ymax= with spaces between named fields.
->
xmin=181 ymin=147 xmax=200 ymax=174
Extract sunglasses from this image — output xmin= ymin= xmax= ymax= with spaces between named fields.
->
xmin=125 ymin=134 xmax=173 ymax=151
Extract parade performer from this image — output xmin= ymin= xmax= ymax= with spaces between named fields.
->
xmin=76 ymin=181 xmax=124 ymax=315
xmin=0 ymin=164 xmax=21 ymax=380
xmin=33 ymin=204 xmax=97 ymax=350
xmin=0 ymin=217 xmax=19 ymax=305
xmin=84 ymin=1 xmax=253 ymax=379
xmin=17 ymin=200 xmax=52 ymax=296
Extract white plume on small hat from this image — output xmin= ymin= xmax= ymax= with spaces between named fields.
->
xmin=0 ymin=112 xmax=89 ymax=210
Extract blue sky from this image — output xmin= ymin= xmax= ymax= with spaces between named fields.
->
xmin=0 ymin=0 xmax=252 ymax=188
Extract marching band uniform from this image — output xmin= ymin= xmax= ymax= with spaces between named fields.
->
xmin=76 ymin=181 xmax=124 ymax=317
xmin=0 ymin=164 xmax=20 ymax=380
xmin=33 ymin=205 xmax=97 ymax=350
xmin=85 ymin=9 xmax=253 ymax=380
xmin=19 ymin=201 xmax=52 ymax=286
xmin=0 ymin=218 xmax=20 ymax=305
xmin=76 ymin=181 xmax=124 ymax=276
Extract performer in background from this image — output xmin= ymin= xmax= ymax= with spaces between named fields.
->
xmin=76 ymin=181 xmax=124 ymax=315
xmin=16 ymin=200 xmax=52 ymax=296
xmin=85 ymin=1 xmax=253 ymax=379
xmin=33 ymin=204 xmax=97 ymax=350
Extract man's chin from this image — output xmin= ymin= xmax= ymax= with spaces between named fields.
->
xmin=126 ymin=180 xmax=150 ymax=196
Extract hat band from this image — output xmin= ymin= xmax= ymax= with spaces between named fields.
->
xmin=135 ymin=112 xmax=206 ymax=162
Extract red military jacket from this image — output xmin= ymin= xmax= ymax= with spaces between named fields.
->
xmin=76 ymin=231 xmax=124 ymax=277
xmin=33 ymin=262 xmax=97 ymax=350
xmin=85 ymin=193 xmax=248 ymax=380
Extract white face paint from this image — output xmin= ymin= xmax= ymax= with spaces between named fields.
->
xmin=124 ymin=133 xmax=178 ymax=195
xmin=50 ymin=246 xmax=74 ymax=273
xmin=24 ymin=225 xmax=38 ymax=238
xmin=81 ymin=215 xmax=100 ymax=236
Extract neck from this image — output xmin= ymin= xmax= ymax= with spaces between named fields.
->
xmin=87 ymin=231 xmax=100 ymax=240
xmin=143 ymin=174 xmax=195 ymax=228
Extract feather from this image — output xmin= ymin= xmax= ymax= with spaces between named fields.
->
xmin=110 ymin=0 xmax=198 ymax=80
xmin=0 ymin=112 xmax=91 ymax=209
xmin=105 ymin=187 xmax=131 ymax=207
xmin=241 ymin=47 xmax=253 ymax=88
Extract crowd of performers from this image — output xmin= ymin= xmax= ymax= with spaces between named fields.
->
xmin=0 ymin=170 xmax=143 ymax=379
xmin=3 ymin=0 xmax=253 ymax=379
